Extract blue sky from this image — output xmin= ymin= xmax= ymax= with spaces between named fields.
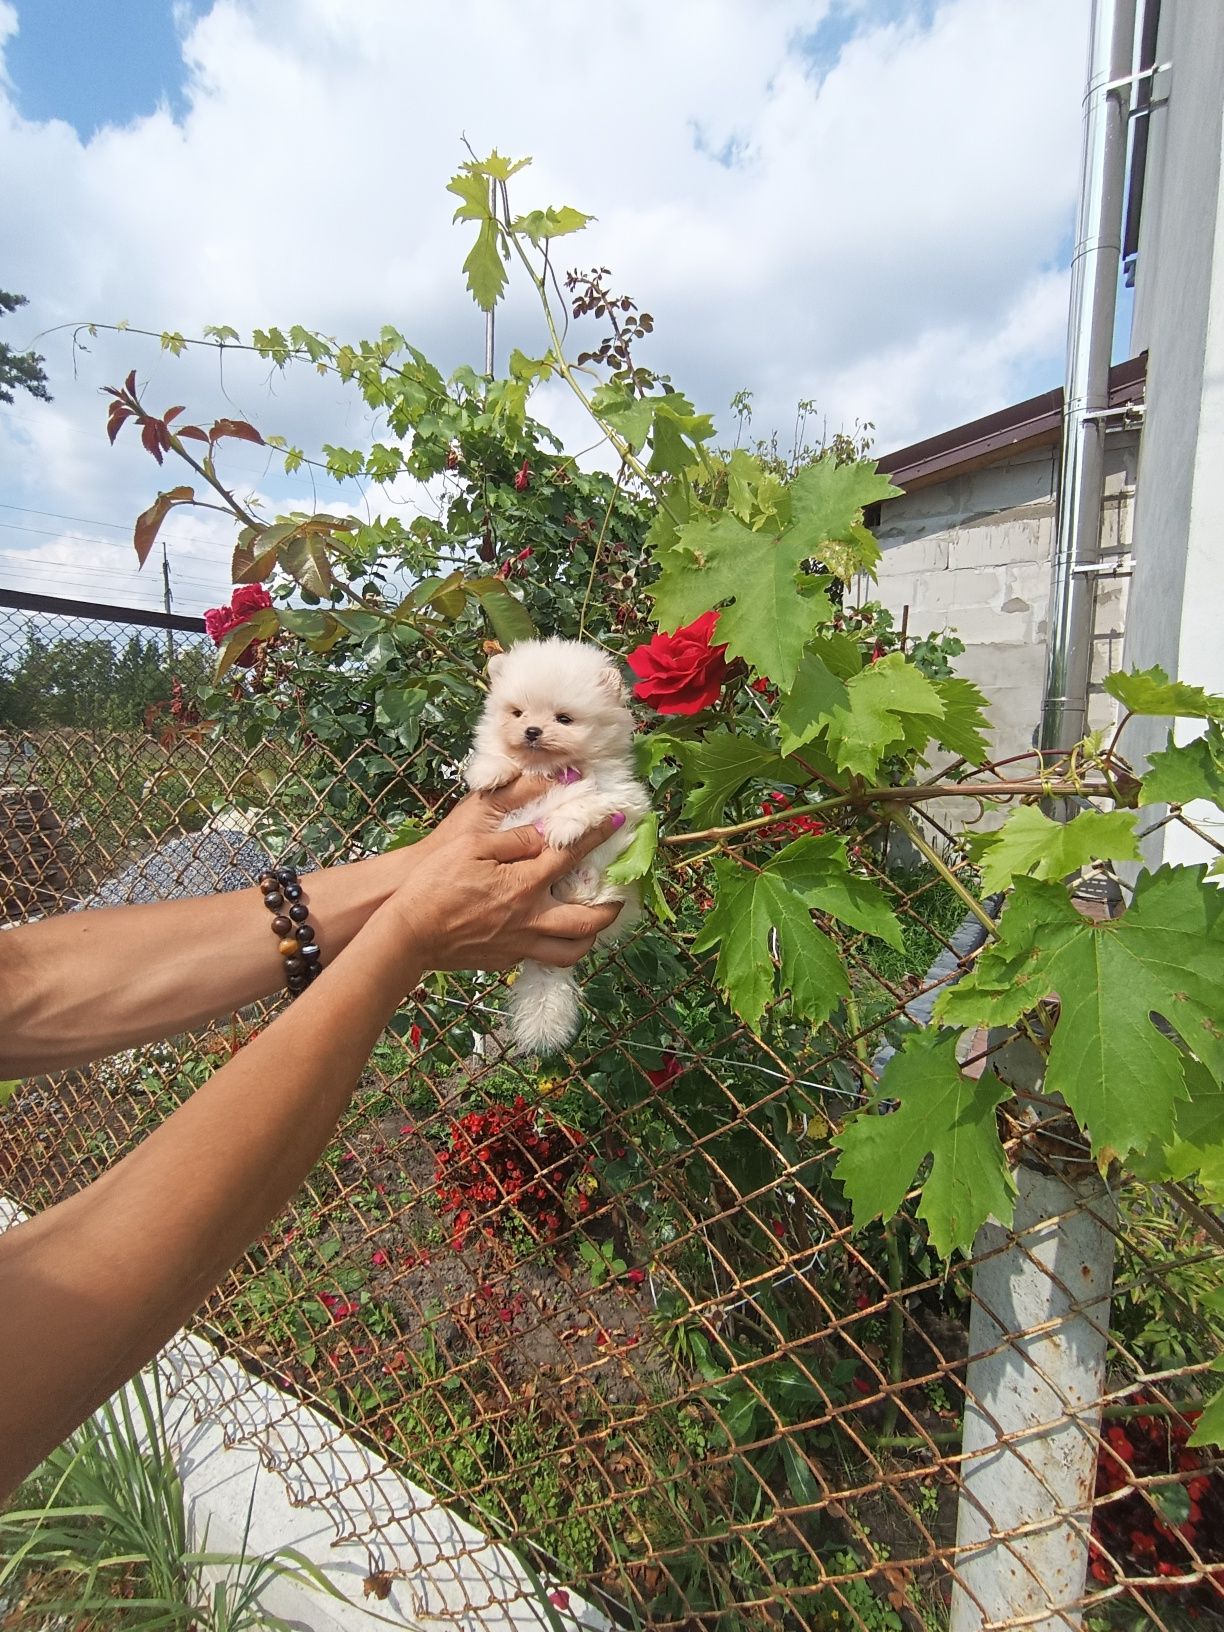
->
xmin=0 ymin=0 xmax=1094 ymax=614
xmin=4 ymin=0 xmax=202 ymax=135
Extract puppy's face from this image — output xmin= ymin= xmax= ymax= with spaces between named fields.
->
xmin=483 ymin=641 xmax=632 ymax=774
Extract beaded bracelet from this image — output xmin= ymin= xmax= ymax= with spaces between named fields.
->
xmin=258 ymin=865 xmax=322 ymax=999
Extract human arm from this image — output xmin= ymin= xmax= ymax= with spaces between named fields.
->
xmin=0 ymin=779 xmax=550 ymax=1078
xmin=0 ymin=815 xmax=622 ymax=1496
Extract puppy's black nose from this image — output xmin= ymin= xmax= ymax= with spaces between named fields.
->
xmin=524 ymin=725 xmax=543 ymax=743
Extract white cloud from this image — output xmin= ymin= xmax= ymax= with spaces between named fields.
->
xmin=0 ymin=0 xmax=1089 ymax=608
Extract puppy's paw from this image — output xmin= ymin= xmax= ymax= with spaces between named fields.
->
xmin=552 ymin=865 xmax=600 ymax=904
xmin=540 ymin=806 xmax=605 ymax=849
xmin=465 ymin=752 xmax=518 ymax=792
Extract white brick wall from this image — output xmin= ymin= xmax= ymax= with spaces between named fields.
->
xmin=863 ymin=433 xmax=1139 ymax=770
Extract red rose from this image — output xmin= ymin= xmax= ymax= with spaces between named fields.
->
xmin=203 ymin=583 xmax=274 ymax=665
xmin=626 ymin=610 xmax=731 ymax=715
xmin=231 ymin=583 xmax=272 ymax=620
xmin=203 ymin=603 xmax=241 ymax=644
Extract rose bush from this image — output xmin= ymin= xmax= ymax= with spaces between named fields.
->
xmin=626 ymin=610 xmax=731 ymax=715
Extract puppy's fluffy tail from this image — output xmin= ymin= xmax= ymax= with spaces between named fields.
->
xmin=508 ymin=961 xmax=581 ymax=1056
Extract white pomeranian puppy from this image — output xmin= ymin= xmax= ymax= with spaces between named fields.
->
xmin=464 ymin=637 xmax=651 ymax=1055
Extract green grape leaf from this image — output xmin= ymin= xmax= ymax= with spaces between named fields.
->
xmin=776 ymin=646 xmax=852 ymax=754
xmin=605 ymin=812 xmax=659 ymax=886
xmin=818 ymin=522 xmax=882 ymax=583
xmin=818 ymin=654 xmax=945 ymax=779
xmin=591 ymin=382 xmax=655 ymax=453
xmin=966 ymin=807 xmax=1141 ymax=894
xmin=474 ymin=150 xmax=532 ymax=183
xmin=832 ymin=1031 xmax=1014 ymax=1257
xmin=463 ymin=220 xmax=507 ymax=312
xmin=770 ymin=833 xmax=905 ymax=950
xmin=693 ymin=857 xmax=847 ymax=1031
xmin=936 ymin=868 xmax=1224 ymax=1160
xmin=929 ymin=675 xmax=991 ymax=763
xmin=725 ymin=449 xmax=766 ymax=524
xmin=1140 ymin=1055 xmax=1224 ymax=1201
xmin=1140 ymin=724 xmax=1224 ymax=808
xmin=678 ymin=731 xmax=795 ymax=829
xmin=647 ymin=394 xmax=717 ymax=475
xmin=1105 ymin=665 xmax=1224 ymax=721
xmin=511 ymin=205 xmax=593 ymax=243
xmin=649 ymin=513 xmax=834 ymax=690
xmin=447 ymin=170 xmax=507 ymax=311
xmin=788 ymin=455 xmax=900 ymax=547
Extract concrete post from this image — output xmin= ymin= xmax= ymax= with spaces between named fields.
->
xmin=948 ymin=1164 xmax=1116 ymax=1632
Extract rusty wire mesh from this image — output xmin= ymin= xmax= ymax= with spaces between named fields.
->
xmin=1 ymin=594 xmax=1222 ymax=1632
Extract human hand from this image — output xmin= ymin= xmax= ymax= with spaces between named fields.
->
xmin=386 ymin=806 xmax=624 ymax=972
xmin=410 ymin=775 xmax=557 ymax=857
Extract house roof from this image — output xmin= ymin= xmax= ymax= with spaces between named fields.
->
xmin=875 ymin=353 xmax=1147 ymax=496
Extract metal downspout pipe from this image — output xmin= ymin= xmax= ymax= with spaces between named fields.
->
xmin=1039 ymin=0 xmax=1138 ymax=754
xmin=946 ymin=11 xmax=1141 ymax=1629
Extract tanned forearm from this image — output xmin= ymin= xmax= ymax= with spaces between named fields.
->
xmin=0 ymin=897 xmax=418 ymax=1494
xmin=0 ymin=848 xmax=419 ymax=1078
xmin=0 ymin=807 xmax=624 ymax=1497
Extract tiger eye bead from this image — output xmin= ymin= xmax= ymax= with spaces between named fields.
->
xmin=263 ymin=890 xmax=284 ymax=911
xmin=271 ymin=915 xmax=291 ymax=936
xmin=288 ymin=903 xmax=309 ymax=924
xmin=278 ymin=936 xmax=300 ymax=956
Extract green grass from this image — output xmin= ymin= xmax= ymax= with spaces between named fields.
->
xmin=0 ymin=1372 xmax=343 ymax=1631
xmin=864 ymin=866 xmax=974 ymax=987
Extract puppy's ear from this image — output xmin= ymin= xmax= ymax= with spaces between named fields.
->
xmin=486 ymin=652 xmax=508 ymax=683
xmin=597 ymin=661 xmax=628 ymax=703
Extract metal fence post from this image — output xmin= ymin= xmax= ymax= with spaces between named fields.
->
xmin=949 ymin=1160 xmax=1116 ymax=1632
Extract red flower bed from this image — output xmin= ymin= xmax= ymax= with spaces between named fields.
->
xmin=627 ymin=610 xmax=731 ymax=715
xmin=434 ymin=1097 xmax=587 ymax=1245
xmin=1090 ymin=1401 xmax=1224 ymax=1603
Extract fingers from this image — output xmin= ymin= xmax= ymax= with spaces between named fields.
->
xmin=431 ymin=778 xmax=542 ymax=846
xmin=517 ymin=911 xmax=620 ymax=968
xmin=531 ymin=899 xmax=622 ymax=940
xmin=481 ymin=775 xmax=549 ymax=816
xmin=522 ymin=816 xmax=623 ymax=884
xmin=481 ymin=823 xmax=548 ymax=863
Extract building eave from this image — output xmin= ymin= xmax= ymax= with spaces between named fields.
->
xmin=876 ymin=353 xmax=1147 ymax=497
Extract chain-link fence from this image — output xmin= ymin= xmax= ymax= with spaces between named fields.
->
xmin=1 ymin=591 xmax=1221 ymax=1631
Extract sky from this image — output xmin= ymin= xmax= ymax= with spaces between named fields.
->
xmin=0 ymin=0 xmax=1098 ymax=618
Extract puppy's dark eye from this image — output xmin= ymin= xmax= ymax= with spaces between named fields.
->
xmin=510 ymin=708 xmax=523 ymax=718
xmin=555 ymin=713 xmax=573 ymax=725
